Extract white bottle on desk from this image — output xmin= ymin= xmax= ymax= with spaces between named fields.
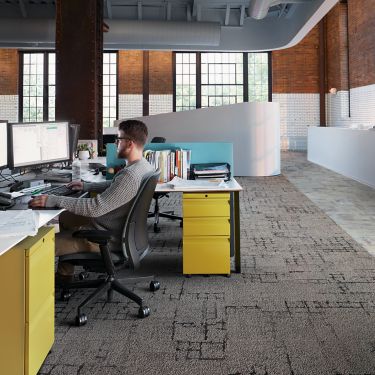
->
xmin=71 ymin=158 xmax=81 ymax=181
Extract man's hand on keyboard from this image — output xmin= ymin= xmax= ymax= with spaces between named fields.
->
xmin=29 ymin=195 xmax=48 ymax=208
xmin=67 ymin=181 xmax=83 ymax=191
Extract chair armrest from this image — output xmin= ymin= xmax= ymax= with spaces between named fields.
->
xmin=72 ymin=230 xmax=113 ymax=244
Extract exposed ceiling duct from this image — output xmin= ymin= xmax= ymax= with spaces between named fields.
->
xmin=248 ymin=0 xmax=313 ymax=20
xmin=105 ymin=20 xmax=221 ymax=47
xmin=0 ymin=19 xmax=220 ymax=48
xmin=0 ymin=0 xmax=338 ymax=51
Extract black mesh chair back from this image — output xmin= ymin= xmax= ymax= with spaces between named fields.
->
xmin=122 ymin=169 xmax=160 ymax=269
xmin=58 ymin=168 xmax=161 ymax=324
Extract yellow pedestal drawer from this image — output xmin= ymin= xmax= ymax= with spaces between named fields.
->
xmin=0 ymin=226 xmax=55 ymax=375
xmin=183 ymin=192 xmax=231 ymax=275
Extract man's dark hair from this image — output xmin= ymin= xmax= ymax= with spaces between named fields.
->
xmin=118 ymin=120 xmax=148 ymax=146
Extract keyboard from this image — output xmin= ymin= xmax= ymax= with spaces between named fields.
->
xmin=42 ymin=185 xmax=77 ymax=197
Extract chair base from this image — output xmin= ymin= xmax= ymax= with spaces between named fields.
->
xmin=149 ymin=211 xmax=183 ymax=232
xmin=60 ymin=274 xmax=160 ymax=325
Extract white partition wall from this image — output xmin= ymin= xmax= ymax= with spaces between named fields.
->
xmin=111 ymin=102 xmax=280 ymax=176
xmin=308 ymin=127 xmax=375 ymax=188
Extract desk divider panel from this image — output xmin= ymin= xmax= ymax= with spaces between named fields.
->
xmin=106 ymin=142 xmax=234 ymax=178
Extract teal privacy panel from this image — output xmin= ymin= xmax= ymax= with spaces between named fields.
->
xmin=106 ymin=142 xmax=234 ymax=175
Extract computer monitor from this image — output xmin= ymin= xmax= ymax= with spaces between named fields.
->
xmin=69 ymin=124 xmax=80 ymax=161
xmin=0 ymin=120 xmax=8 ymax=170
xmin=8 ymin=121 xmax=70 ymax=169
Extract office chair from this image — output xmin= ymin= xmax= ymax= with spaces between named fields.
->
xmin=148 ymin=137 xmax=183 ymax=233
xmin=58 ymin=170 xmax=161 ymax=326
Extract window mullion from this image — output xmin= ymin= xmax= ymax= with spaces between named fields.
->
xmin=43 ymin=52 xmax=49 ymax=121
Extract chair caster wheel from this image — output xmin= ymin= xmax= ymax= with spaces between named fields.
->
xmin=79 ymin=271 xmax=89 ymax=280
xmin=75 ymin=313 xmax=87 ymax=326
xmin=185 ymin=274 xmax=191 ymax=278
xmin=138 ymin=306 xmax=151 ymax=318
xmin=179 ymin=221 xmax=183 ymax=228
xmin=150 ymin=280 xmax=160 ymax=292
xmin=153 ymin=224 xmax=161 ymax=233
xmin=226 ymin=274 xmax=231 ymax=278
xmin=60 ymin=290 xmax=71 ymax=301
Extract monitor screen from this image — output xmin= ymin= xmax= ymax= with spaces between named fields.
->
xmin=0 ymin=120 xmax=8 ymax=169
xmin=69 ymin=124 xmax=80 ymax=161
xmin=9 ymin=122 xmax=70 ymax=168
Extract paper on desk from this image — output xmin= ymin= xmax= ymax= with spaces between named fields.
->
xmin=0 ymin=209 xmax=38 ymax=237
xmin=164 ymin=176 xmax=228 ymax=190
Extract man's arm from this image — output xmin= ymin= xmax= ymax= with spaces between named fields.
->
xmin=82 ymin=180 xmax=111 ymax=193
xmin=41 ymin=169 xmax=138 ymax=217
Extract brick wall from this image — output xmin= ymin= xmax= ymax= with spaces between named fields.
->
xmin=149 ymin=51 xmax=173 ymax=94
xmin=272 ymin=26 xmax=319 ymax=94
xmin=118 ymin=50 xmax=143 ymax=95
xmin=348 ymin=0 xmax=375 ymax=89
xmin=0 ymin=49 xmax=18 ymax=95
xmin=272 ymin=27 xmax=320 ymax=150
xmin=326 ymin=3 xmax=349 ymax=92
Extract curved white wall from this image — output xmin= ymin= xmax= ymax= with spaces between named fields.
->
xmin=111 ymin=102 xmax=280 ymax=177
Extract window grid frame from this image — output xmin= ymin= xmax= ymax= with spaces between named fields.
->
xmin=201 ymin=52 xmax=245 ymax=108
xmin=102 ymin=51 xmax=118 ymax=128
xmin=248 ymin=52 xmax=270 ymax=102
xmin=174 ymin=52 xmax=198 ymax=112
xmin=173 ymin=51 xmax=272 ymax=112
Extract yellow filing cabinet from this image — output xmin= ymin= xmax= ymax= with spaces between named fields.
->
xmin=0 ymin=226 xmax=55 ymax=375
xmin=183 ymin=192 xmax=231 ymax=275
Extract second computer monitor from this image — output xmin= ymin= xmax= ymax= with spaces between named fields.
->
xmin=69 ymin=124 xmax=80 ymax=161
xmin=0 ymin=120 xmax=8 ymax=169
xmin=9 ymin=121 xmax=70 ymax=168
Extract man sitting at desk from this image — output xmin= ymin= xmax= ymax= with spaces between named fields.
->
xmin=29 ymin=120 xmax=154 ymax=283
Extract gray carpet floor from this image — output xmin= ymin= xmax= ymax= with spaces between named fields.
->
xmin=39 ymin=175 xmax=375 ymax=375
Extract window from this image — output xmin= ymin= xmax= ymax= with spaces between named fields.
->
xmin=248 ymin=53 xmax=269 ymax=102
xmin=174 ymin=52 xmax=270 ymax=111
xmin=48 ymin=53 xmax=56 ymax=120
xmin=175 ymin=53 xmax=197 ymax=112
xmin=201 ymin=52 xmax=244 ymax=107
xmin=20 ymin=52 xmax=55 ymax=122
xmin=20 ymin=51 xmax=119 ymax=127
xmin=103 ymin=52 xmax=118 ymax=127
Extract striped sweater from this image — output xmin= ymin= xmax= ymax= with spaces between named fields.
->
xmin=46 ymin=158 xmax=154 ymax=251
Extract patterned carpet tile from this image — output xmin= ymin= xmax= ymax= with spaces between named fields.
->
xmin=40 ymin=176 xmax=375 ymax=375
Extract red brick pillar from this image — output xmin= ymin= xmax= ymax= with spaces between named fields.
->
xmin=55 ymin=0 xmax=103 ymax=150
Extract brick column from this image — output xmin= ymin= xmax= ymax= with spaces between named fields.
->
xmin=55 ymin=0 xmax=103 ymax=150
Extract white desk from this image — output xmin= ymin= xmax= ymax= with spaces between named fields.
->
xmin=0 ymin=209 xmax=63 ymax=256
xmin=82 ymin=171 xmax=243 ymax=273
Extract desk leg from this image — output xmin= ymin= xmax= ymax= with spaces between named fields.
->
xmin=233 ymin=191 xmax=241 ymax=273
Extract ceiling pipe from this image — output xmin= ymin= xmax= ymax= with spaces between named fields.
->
xmin=248 ymin=0 xmax=313 ymax=20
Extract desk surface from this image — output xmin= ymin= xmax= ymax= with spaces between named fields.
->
xmin=0 ymin=209 xmax=63 ymax=256
xmin=156 ymin=178 xmax=242 ymax=193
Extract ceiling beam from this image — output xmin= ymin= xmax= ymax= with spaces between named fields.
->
xmin=186 ymin=4 xmax=192 ymax=21
xmin=19 ymin=0 xmax=27 ymax=18
xmin=239 ymin=4 xmax=245 ymax=26
xmin=225 ymin=4 xmax=231 ymax=26
xmin=192 ymin=0 xmax=197 ymax=17
xmin=137 ymin=1 xmax=142 ymax=20
xmin=196 ymin=4 xmax=202 ymax=21
xmin=167 ymin=2 xmax=172 ymax=20
xmin=106 ymin=0 xmax=112 ymax=19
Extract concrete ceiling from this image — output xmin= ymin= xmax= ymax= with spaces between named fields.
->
xmin=0 ymin=0 xmax=338 ymax=51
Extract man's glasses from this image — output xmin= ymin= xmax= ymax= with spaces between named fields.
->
xmin=115 ymin=137 xmax=132 ymax=145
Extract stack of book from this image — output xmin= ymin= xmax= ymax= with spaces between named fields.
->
xmin=144 ymin=149 xmax=192 ymax=182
